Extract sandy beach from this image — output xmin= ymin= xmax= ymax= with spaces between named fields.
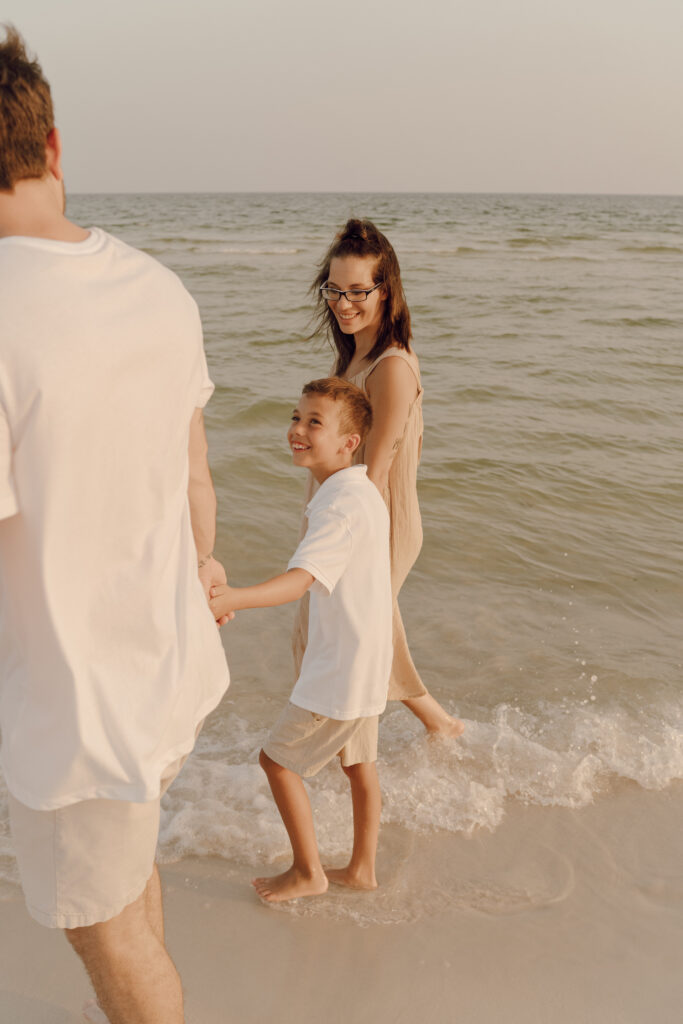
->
xmin=1 ymin=0 xmax=682 ymax=1008
xmin=1 ymin=778 xmax=681 ymax=1024
xmin=2 ymin=193 xmax=682 ymax=1024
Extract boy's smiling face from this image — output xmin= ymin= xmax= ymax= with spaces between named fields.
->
xmin=288 ymin=393 xmax=360 ymax=484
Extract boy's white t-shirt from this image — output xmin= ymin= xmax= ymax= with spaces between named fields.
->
xmin=288 ymin=465 xmax=392 ymax=720
xmin=0 ymin=228 xmax=229 ymax=810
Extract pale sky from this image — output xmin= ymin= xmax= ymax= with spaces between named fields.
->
xmin=4 ymin=0 xmax=682 ymax=194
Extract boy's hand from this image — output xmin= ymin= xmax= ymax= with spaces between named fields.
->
xmin=210 ymin=583 xmax=237 ymax=626
xmin=199 ymin=557 xmax=233 ymax=626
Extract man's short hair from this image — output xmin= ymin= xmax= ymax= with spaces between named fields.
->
xmin=0 ymin=25 xmax=55 ymax=190
xmin=301 ymin=377 xmax=373 ymax=443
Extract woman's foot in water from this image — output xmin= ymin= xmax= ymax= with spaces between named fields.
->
xmin=402 ymin=692 xmax=465 ymax=738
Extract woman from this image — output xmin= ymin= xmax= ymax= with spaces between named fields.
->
xmin=292 ymin=218 xmax=464 ymax=737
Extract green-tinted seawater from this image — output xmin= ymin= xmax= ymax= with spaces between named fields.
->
xmin=1 ymin=193 xmax=680 ymax=909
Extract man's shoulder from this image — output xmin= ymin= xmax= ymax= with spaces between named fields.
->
xmin=104 ymin=230 xmax=185 ymax=280
xmin=93 ymin=230 xmax=198 ymax=315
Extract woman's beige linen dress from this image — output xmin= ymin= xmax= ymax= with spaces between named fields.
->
xmin=291 ymin=347 xmax=427 ymax=701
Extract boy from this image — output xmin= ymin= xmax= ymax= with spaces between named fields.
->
xmin=210 ymin=377 xmax=392 ymax=903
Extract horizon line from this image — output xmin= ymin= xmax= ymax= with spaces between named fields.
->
xmin=69 ymin=189 xmax=683 ymax=199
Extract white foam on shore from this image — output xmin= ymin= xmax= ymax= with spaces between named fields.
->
xmin=1 ymin=698 xmax=681 ymax=913
xmin=156 ymin=698 xmax=683 ymax=867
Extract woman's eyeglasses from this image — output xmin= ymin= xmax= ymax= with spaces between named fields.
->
xmin=320 ymin=283 xmax=383 ymax=303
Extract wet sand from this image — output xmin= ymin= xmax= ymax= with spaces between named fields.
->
xmin=1 ymin=780 xmax=681 ymax=1023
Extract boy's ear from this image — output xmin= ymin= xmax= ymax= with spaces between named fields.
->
xmin=345 ymin=433 xmax=361 ymax=455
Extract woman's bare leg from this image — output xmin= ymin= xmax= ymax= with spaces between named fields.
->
xmin=402 ymin=692 xmax=465 ymax=737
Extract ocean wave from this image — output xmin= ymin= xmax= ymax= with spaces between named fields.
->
xmin=507 ymin=236 xmax=555 ymax=247
xmin=402 ymin=246 xmax=489 ymax=256
xmin=619 ymin=245 xmax=683 ymax=255
xmin=538 ymin=254 xmax=604 ymax=263
xmin=210 ymin=247 xmax=302 ymax=255
xmin=145 ymin=237 xmax=303 ymax=256
xmin=152 ymin=700 xmax=683 ymax=869
xmin=223 ymin=396 xmax=293 ymax=424
xmin=1 ymin=702 xmax=680 ymax=922
xmin=584 ymin=316 xmax=680 ymax=329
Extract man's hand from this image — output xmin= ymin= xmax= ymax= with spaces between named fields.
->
xmin=198 ymin=556 xmax=233 ymax=625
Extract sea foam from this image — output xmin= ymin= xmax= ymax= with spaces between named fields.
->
xmin=155 ymin=698 xmax=683 ymax=867
xmin=1 ymin=698 xmax=680 ymax=898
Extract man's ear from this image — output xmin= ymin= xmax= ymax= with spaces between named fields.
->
xmin=45 ymin=127 xmax=64 ymax=181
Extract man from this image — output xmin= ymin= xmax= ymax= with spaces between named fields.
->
xmin=0 ymin=26 xmax=230 ymax=1024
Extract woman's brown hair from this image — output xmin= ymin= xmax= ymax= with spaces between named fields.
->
xmin=311 ymin=219 xmax=412 ymax=376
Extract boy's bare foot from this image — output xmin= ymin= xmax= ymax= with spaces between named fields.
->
xmin=252 ymin=865 xmax=328 ymax=903
xmin=402 ymin=693 xmax=465 ymax=738
xmin=325 ymin=866 xmax=378 ymax=891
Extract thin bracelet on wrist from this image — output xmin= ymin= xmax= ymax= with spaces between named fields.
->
xmin=197 ymin=553 xmax=214 ymax=569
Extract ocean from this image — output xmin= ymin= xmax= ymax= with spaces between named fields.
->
xmin=1 ymin=192 xmax=681 ymax=924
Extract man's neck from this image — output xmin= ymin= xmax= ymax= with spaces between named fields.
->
xmin=0 ymin=178 xmax=88 ymax=242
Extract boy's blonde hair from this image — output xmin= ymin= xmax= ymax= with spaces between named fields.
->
xmin=301 ymin=377 xmax=373 ymax=443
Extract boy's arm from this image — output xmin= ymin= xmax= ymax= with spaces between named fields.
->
xmin=210 ymin=568 xmax=314 ymax=620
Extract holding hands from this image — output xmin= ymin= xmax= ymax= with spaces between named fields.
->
xmin=210 ymin=568 xmax=314 ymax=626
xmin=198 ymin=556 xmax=234 ymax=625
xmin=209 ymin=583 xmax=238 ymax=622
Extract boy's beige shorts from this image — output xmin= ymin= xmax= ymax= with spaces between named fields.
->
xmin=8 ymin=740 xmax=195 ymax=930
xmin=263 ymin=701 xmax=379 ymax=778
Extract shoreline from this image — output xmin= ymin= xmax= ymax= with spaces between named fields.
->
xmin=1 ymin=779 xmax=681 ymax=1023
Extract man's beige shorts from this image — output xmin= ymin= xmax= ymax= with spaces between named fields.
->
xmin=263 ymin=701 xmax=378 ymax=778
xmin=8 ymin=747 xmax=191 ymax=930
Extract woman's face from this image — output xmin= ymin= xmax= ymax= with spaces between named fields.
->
xmin=326 ymin=255 xmax=386 ymax=344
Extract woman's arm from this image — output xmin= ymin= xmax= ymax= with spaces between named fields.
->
xmin=364 ymin=356 xmax=419 ymax=494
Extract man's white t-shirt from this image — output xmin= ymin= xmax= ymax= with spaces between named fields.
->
xmin=0 ymin=228 xmax=229 ymax=810
xmin=288 ymin=465 xmax=392 ymax=720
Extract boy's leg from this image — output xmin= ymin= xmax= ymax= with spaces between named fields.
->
xmin=326 ymin=761 xmax=381 ymax=891
xmin=254 ymin=749 xmax=328 ymax=902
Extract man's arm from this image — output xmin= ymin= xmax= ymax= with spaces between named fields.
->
xmin=188 ymin=408 xmax=229 ymax=615
xmin=210 ymin=568 xmax=314 ymax=621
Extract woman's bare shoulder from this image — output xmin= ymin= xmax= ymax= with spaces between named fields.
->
xmin=366 ymin=347 xmax=420 ymax=396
